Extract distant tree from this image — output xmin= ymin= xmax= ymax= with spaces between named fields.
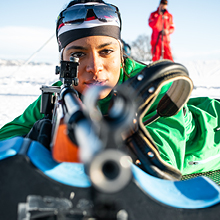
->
xmin=130 ymin=34 xmax=152 ymax=62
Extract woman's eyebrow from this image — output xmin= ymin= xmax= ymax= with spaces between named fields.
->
xmin=97 ymin=42 xmax=117 ymax=49
xmin=66 ymin=42 xmax=118 ymax=51
xmin=66 ymin=45 xmax=87 ymax=51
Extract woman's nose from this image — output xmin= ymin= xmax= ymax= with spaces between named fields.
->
xmin=86 ymin=52 xmax=103 ymax=74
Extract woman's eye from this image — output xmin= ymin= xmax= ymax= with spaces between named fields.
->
xmin=100 ymin=49 xmax=113 ymax=55
xmin=71 ymin=52 xmax=85 ymax=58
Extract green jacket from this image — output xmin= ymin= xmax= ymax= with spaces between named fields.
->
xmin=0 ymin=58 xmax=220 ymax=175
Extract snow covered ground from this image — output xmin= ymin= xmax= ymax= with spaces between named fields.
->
xmin=0 ymin=59 xmax=220 ymax=128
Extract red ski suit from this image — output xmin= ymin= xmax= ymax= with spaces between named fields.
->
xmin=148 ymin=8 xmax=174 ymax=62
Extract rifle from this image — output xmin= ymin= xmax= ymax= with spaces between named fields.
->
xmin=17 ymin=57 xmax=135 ymax=219
xmin=40 ymin=56 xmax=135 ymax=192
xmin=18 ymin=59 xmax=194 ymax=219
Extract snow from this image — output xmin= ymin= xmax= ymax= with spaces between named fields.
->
xmin=180 ymin=60 xmax=220 ymax=99
xmin=0 ymin=60 xmax=58 ymax=128
xmin=0 ymin=59 xmax=220 ymax=128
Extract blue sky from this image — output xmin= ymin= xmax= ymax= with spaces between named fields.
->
xmin=1 ymin=0 xmax=220 ymax=63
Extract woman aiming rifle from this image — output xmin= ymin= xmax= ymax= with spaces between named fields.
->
xmin=0 ymin=0 xmax=220 ymax=177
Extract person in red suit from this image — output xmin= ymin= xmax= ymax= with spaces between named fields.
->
xmin=148 ymin=0 xmax=174 ymax=62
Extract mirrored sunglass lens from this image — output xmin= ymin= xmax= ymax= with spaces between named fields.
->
xmin=62 ymin=6 xmax=87 ymax=23
xmin=94 ymin=5 xmax=118 ymax=22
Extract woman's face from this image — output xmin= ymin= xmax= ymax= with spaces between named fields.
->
xmin=63 ymin=36 xmax=121 ymax=99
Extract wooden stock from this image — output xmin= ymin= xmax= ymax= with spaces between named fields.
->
xmin=52 ymin=123 xmax=80 ymax=163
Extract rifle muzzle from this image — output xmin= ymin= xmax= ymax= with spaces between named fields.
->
xmin=88 ymin=149 xmax=132 ymax=194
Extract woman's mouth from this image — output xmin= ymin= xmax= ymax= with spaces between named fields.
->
xmin=84 ymin=79 xmax=107 ymax=87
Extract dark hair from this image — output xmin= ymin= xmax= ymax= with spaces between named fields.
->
xmin=160 ymin=0 xmax=168 ymax=5
xmin=67 ymin=0 xmax=106 ymax=8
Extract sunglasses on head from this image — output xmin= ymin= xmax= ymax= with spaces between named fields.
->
xmin=57 ymin=3 xmax=121 ymax=31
